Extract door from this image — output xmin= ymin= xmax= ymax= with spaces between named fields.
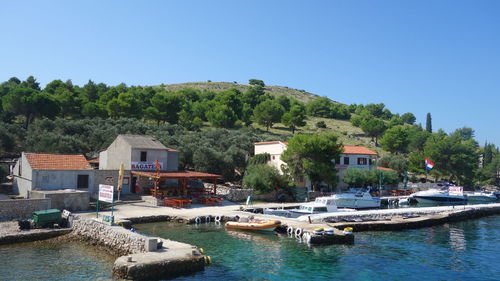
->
xmin=131 ymin=176 xmax=137 ymax=193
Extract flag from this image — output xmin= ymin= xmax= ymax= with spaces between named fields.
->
xmin=117 ymin=163 xmax=124 ymax=192
xmin=425 ymin=157 xmax=434 ymax=171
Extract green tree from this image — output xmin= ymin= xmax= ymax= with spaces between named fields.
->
xmin=2 ymin=88 xmax=59 ymax=127
xmin=426 ymin=113 xmax=432 ymax=133
xmin=253 ymin=100 xmax=285 ymax=130
xmin=316 ymin=121 xmax=327 ymax=129
xmin=379 ymin=125 xmax=409 ymax=154
xmin=243 ymin=164 xmax=288 ymax=194
xmin=306 ymin=97 xmax=333 ymax=118
xmin=206 ymin=104 xmax=237 ymax=128
xmin=248 ymin=79 xmax=265 ymax=87
xmin=360 ymin=118 xmax=386 ymax=145
xmin=282 ymin=105 xmax=306 ymax=134
xmin=425 ymin=133 xmax=479 ymax=186
xmin=343 ymin=167 xmax=368 ymax=187
xmin=281 ymin=133 xmax=342 ymax=188
xmin=150 ymin=92 xmax=184 ymax=124
xmin=401 ymin=112 xmax=416 ymax=125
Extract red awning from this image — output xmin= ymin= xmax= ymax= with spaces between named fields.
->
xmin=131 ymin=170 xmax=221 ymax=180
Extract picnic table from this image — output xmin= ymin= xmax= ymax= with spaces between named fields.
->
xmin=163 ymin=198 xmax=192 ymax=208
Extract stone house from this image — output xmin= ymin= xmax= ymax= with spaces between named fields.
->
xmin=254 ymin=142 xmax=379 ymax=190
xmin=12 ymin=152 xmax=94 ymax=198
xmin=97 ymin=134 xmax=180 ymax=194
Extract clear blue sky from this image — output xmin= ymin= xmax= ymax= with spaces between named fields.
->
xmin=1 ymin=1 xmax=499 ymax=146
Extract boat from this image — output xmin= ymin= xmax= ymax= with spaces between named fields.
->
xmin=264 ymin=197 xmax=355 ymax=218
xmin=411 ymin=186 xmax=466 ymax=204
xmin=225 ymin=219 xmax=281 ymax=231
xmin=465 ymin=191 xmax=498 ymax=203
xmin=328 ymin=188 xmax=381 ymax=209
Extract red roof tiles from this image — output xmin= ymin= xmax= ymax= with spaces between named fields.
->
xmin=342 ymin=145 xmax=378 ymax=155
xmin=254 ymin=141 xmax=288 ymax=145
xmin=131 ymin=170 xmax=221 ymax=179
xmin=25 ymin=153 xmax=93 ymax=170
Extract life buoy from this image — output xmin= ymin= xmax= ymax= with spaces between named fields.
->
xmin=215 ymin=215 xmax=221 ymax=222
xmin=195 ymin=217 xmax=201 ymax=224
xmin=295 ymin=228 xmax=303 ymax=237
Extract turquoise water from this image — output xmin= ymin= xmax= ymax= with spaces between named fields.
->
xmin=136 ymin=215 xmax=500 ymax=281
xmin=0 ymin=240 xmax=115 ymax=281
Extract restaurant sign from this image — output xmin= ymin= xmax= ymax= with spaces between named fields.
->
xmin=98 ymin=184 xmax=114 ymax=203
xmin=131 ymin=161 xmax=164 ymax=171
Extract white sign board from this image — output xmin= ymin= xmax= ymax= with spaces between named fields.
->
xmin=99 ymin=184 xmax=114 ymax=203
xmin=131 ymin=162 xmax=163 ymax=171
xmin=448 ymin=186 xmax=463 ymax=196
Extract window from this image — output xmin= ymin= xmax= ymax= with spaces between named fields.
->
xmin=344 ymin=157 xmax=350 ymax=165
xmin=77 ymin=175 xmax=89 ymax=189
xmin=272 ymin=155 xmax=275 ymax=160
xmin=357 ymin=157 xmax=367 ymax=165
xmin=140 ymin=151 xmax=147 ymax=162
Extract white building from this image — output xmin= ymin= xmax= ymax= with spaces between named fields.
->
xmin=98 ymin=134 xmax=180 ymax=194
xmin=12 ymin=152 xmax=94 ymax=198
xmin=254 ymin=142 xmax=379 ymax=190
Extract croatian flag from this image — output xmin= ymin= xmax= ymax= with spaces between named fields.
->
xmin=425 ymin=157 xmax=435 ymax=171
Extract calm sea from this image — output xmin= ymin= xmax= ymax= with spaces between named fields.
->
xmin=1 ymin=215 xmax=498 ymax=280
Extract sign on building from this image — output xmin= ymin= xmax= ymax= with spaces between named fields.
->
xmin=131 ymin=162 xmax=164 ymax=171
xmin=448 ymin=186 xmax=463 ymax=196
xmin=99 ymin=184 xmax=114 ymax=203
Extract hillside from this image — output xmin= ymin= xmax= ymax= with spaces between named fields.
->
xmin=160 ymin=81 xmax=378 ymax=152
xmin=160 ymin=81 xmax=340 ymax=104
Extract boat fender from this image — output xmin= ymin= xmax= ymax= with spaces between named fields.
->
xmin=199 ymin=248 xmax=204 ymax=254
xmin=287 ymin=226 xmax=294 ymax=235
xmin=205 ymin=255 xmax=212 ymax=264
xmin=195 ymin=217 xmax=201 ymax=224
xmin=304 ymin=233 xmax=311 ymax=243
xmin=343 ymin=227 xmax=353 ymax=235
xmin=215 ymin=215 xmax=221 ymax=222
xmin=205 ymin=216 xmax=211 ymax=223
xmin=295 ymin=228 xmax=303 ymax=237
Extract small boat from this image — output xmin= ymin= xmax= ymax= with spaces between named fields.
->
xmin=412 ymin=187 xmax=466 ymax=204
xmin=264 ymin=197 xmax=355 ymax=218
xmin=465 ymin=191 xmax=498 ymax=203
xmin=328 ymin=188 xmax=381 ymax=209
xmin=225 ymin=219 xmax=281 ymax=231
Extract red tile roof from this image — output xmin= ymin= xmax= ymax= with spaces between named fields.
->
xmin=25 ymin=153 xmax=93 ymax=170
xmin=376 ymin=167 xmax=395 ymax=171
xmin=131 ymin=170 xmax=221 ymax=179
xmin=342 ymin=145 xmax=378 ymax=155
xmin=254 ymin=141 xmax=288 ymax=145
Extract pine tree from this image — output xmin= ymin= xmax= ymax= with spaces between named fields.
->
xmin=426 ymin=113 xmax=432 ymax=133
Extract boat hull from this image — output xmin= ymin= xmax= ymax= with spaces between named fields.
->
xmin=333 ymin=198 xmax=381 ymax=209
xmin=225 ymin=220 xmax=281 ymax=231
xmin=413 ymin=196 xmax=466 ymax=204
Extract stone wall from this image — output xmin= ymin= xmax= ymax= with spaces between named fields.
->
xmin=70 ymin=217 xmax=147 ymax=255
xmin=0 ymin=198 xmax=51 ymax=220
xmin=30 ymin=190 xmax=90 ymax=211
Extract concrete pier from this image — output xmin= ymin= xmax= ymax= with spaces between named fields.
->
xmin=112 ymin=239 xmax=205 ymax=280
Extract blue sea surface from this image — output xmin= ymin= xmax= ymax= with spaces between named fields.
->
xmin=0 ymin=240 xmax=115 ymax=281
xmin=136 ymin=215 xmax=500 ymax=281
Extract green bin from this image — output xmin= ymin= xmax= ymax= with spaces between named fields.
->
xmin=32 ymin=209 xmax=62 ymax=228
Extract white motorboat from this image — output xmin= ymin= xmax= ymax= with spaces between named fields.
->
xmin=264 ymin=197 xmax=354 ymax=218
xmin=328 ymin=188 xmax=381 ymax=209
xmin=412 ymin=187 xmax=466 ymax=204
xmin=465 ymin=191 xmax=498 ymax=203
